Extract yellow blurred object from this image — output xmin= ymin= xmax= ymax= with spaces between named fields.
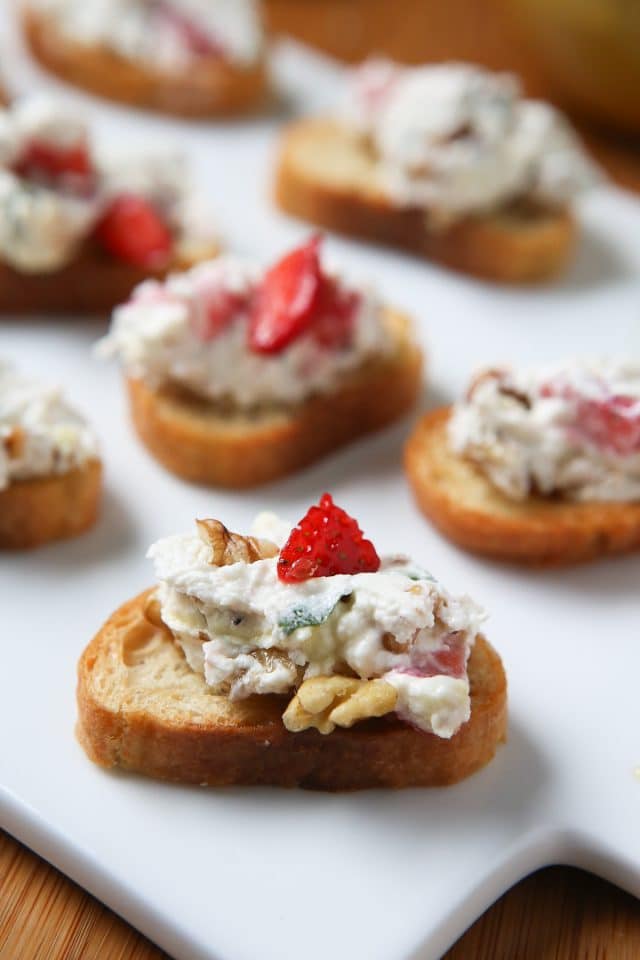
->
xmin=507 ymin=0 xmax=640 ymax=136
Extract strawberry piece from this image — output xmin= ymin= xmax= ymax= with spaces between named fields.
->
xmin=542 ymin=381 xmax=640 ymax=456
xmin=95 ymin=195 xmax=173 ymax=269
xmin=400 ymin=632 xmax=467 ymax=680
xmin=352 ymin=60 xmax=399 ymax=113
xmin=278 ymin=493 xmax=380 ymax=583
xmin=248 ymin=235 xmax=325 ymax=354
xmin=14 ymin=140 xmax=93 ymax=185
xmin=312 ymin=280 xmax=359 ymax=350
xmin=156 ymin=2 xmax=225 ymax=58
xmin=129 ymin=282 xmax=181 ymax=308
xmin=574 ymin=394 xmax=640 ymax=456
xmin=190 ymin=288 xmax=246 ymax=341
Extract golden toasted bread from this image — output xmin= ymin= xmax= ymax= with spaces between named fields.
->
xmin=22 ymin=8 xmax=268 ymax=118
xmin=76 ymin=589 xmax=507 ymax=790
xmin=0 ymin=237 xmax=219 ymax=315
xmin=406 ymin=407 xmax=640 ymax=565
xmin=125 ymin=307 xmax=422 ymax=487
xmin=275 ymin=119 xmax=577 ymax=284
xmin=0 ymin=458 xmax=101 ymax=549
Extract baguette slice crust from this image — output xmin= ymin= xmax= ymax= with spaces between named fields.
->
xmin=77 ymin=590 xmax=507 ymax=791
xmin=0 ymin=457 xmax=101 ymax=548
xmin=126 ymin=307 xmax=422 ymax=487
xmin=23 ymin=8 xmax=268 ymax=118
xmin=406 ymin=407 xmax=640 ymax=565
xmin=275 ymin=119 xmax=577 ymax=284
xmin=0 ymin=237 xmax=219 ymax=315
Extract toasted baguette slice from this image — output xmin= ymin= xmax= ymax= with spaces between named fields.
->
xmin=0 ymin=236 xmax=219 ymax=315
xmin=275 ymin=119 xmax=577 ymax=284
xmin=406 ymin=407 xmax=640 ymax=565
xmin=126 ymin=307 xmax=422 ymax=487
xmin=77 ymin=590 xmax=507 ymax=791
xmin=0 ymin=458 xmax=101 ymax=549
xmin=22 ymin=8 xmax=268 ymax=118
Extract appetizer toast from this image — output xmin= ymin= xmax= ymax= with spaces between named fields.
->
xmin=0 ymin=458 xmax=101 ymax=549
xmin=0 ymin=360 xmax=102 ymax=548
xmin=103 ymin=237 xmax=423 ymax=485
xmin=23 ymin=7 xmax=268 ymax=118
xmin=126 ymin=307 xmax=421 ymax=487
xmin=406 ymin=407 xmax=640 ymax=565
xmin=276 ymin=119 xmax=577 ymax=284
xmin=0 ymin=238 xmax=218 ymax=315
xmin=77 ymin=589 xmax=507 ymax=790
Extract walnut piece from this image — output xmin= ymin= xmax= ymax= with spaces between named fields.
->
xmin=283 ymin=675 xmax=397 ymax=734
xmin=196 ymin=519 xmax=279 ymax=566
xmin=2 ymin=426 xmax=25 ymax=459
xmin=382 ymin=631 xmax=406 ymax=654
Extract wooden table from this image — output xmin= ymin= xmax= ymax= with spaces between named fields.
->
xmin=2 ymin=828 xmax=640 ymax=959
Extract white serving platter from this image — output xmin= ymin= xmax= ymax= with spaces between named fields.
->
xmin=2 ymin=8 xmax=640 ymax=959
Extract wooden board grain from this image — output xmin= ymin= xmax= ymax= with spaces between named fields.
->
xmin=2 ymin=829 xmax=640 ymax=960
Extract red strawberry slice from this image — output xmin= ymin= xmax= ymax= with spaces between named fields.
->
xmin=95 ymin=195 xmax=173 ymax=269
xmin=278 ymin=493 xmax=380 ymax=583
xmin=312 ymin=280 xmax=359 ymax=350
xmin=574 ymin=394 xmax=640 ymax=456
xmin=156 ymin=2 xmax=225 ymax=58
xmin=14 ymin=140 xmax=93 ymax=185
xmin=248 ymin=235 xmax=325 ymax=354
xmin=400 ymin=632 xmax=467 ymax=680
xmin=191 ymin=288 xmax=246 ymax=341
xmin=542 ymin=380 xmax=640 ymax=456
xmin=353 ymin=60 xmax=400 ymax=112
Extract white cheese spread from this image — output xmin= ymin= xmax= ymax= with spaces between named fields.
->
xmin=341 ymin=60 xmax=600 ymax=220
xmin=0 ymin=359 xmax=98 ymax=490
xmin=0 ymin=95 xmax=206 ymax=273
xmin=0 ymin=170 xmax=99 ymax=273
xmin=32 ymin=0 xmax=263 ymax=68
xmin=449 ymin=360 xmax=640 ymax=501
xmin=148 ymin=515 xmax=485 ymax=738
xmin=99 ymin=254 xmax=395 ymax=409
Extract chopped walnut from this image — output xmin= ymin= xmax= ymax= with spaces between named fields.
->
xmin=251 ymin=649 xmax=300 ymax=674
xmin=196 ymin=519 xmax=278 ymax=566
xmin=2 ymin=427 xmax=25 ymax=459
xmin=466 ymin=368 xmax=506 ymax=401
xmin=466 ymin=368 xmax=531 ymax=408
xmin=283 ymin=676 xmax=397 ymax=734
xmin=382 ymin=631 xmax=406 ymax=654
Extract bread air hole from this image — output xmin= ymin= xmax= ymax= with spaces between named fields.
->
xmin=122 ymin=616 xmax=167 ymax=667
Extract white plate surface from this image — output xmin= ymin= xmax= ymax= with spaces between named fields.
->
xmin=1 ymin=10 xmax=640 ymax=960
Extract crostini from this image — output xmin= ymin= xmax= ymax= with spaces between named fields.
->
xmin=77 ymin=496 xmax=507 ymax=789
xmin=0 ymin=359 xmax=101 ymax=548
xmin=23 ymin=0 xmax=268 ymax=117
xmin=275 ymin=60 xmax=600 ymax=283
xmin=99 ymin=234 xmax=422 ymax=486
xmin=406 ymin=362 xmax=640 ymax=565
xmin=0 ymin=94 xmax=218 ymax=313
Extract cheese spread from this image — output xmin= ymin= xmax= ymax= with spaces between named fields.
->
xmin=149 ymin=514 xmax=485 ymax=738
xmin=32 ymin=0 xmax=263 ymax=68
xmin=0 ymin=94 xmax=205 ymax=273
xmin=342 ymin=60 xmax=600 ymax=220
xmin=99 ymin=253 xmax=395 ymax=409
xmin=0 ymin=359 xmax=98 ymax=490
xmin=449 ymin=361 xmax=640 ymax=501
